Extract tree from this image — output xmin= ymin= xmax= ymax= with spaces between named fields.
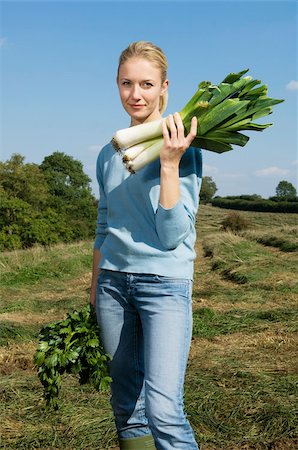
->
xmin=0 ymin=151 xmax=98 ymax=250
xmin=0 ymin=153 xmax=50 ymax=209
xmin=276 ymin=180 xmax=297 ymax=199
xmin=199 ymin=176 xmax=218 ymax=204
xmin=40 ymin=151 xmax=97 ymax=238
xmin=40 ymin=151 xmax=92 ymax=200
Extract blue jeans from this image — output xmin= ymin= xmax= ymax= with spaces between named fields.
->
xmin=96 ymin=269 xmax=199 ymax=450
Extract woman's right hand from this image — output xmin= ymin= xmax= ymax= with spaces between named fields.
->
xmin=160 ymin=113 xmax=197 ymax=169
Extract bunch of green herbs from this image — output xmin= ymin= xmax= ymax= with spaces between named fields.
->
xmin=33 ymin=304 xmax=112 ymax=410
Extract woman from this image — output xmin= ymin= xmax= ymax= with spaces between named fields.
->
xmin=90 ymin=41 xmax=202 ymax=450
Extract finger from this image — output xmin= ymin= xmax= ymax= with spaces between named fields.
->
xmin=173 ymin=112 xmax=185 ymax=141
xmin=162 ymin=118 xmax=171 ymax=145
xmin=167 ymin=114 xmax=177 ymax=139
xmin=185 ymin=116 xmax=197 ymax=147
xmin=190 ymin=116 xmax=198 ymax=137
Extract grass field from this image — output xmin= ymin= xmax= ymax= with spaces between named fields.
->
xmin=0 ymin=206 xmax=297 ymax=449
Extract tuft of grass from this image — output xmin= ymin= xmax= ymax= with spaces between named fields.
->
xmin=221 ymin=211 xmax=251 ymax=232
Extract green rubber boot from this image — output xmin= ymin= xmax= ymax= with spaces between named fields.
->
xmin=119 ymin=434 xmax=156 ymax=449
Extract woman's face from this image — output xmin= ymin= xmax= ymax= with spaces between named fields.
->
xmin=117 ymin=57 xmax=168 ymax=126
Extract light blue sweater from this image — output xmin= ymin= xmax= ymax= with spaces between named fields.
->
xmin=94 ymin=142 xmax=203 ymax=280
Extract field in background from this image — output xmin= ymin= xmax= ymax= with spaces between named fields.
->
xmin=0 ymin=206 xmax=297 ymax=449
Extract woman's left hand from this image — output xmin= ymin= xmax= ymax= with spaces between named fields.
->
xmin=160 ymin=112 xmax=197 ymax=169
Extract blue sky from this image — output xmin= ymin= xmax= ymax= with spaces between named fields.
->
xmin=1 ymin=0 xmax=297 ymax=198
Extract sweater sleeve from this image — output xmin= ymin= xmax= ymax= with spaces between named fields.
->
xmin=155 ymin=200 xmax=194 ymax=250
xmin=94 ymin=154 xmax=108 ymax=250
xmin=154 ymin=147 xmax=202 ymax=250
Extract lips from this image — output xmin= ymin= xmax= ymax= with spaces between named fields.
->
xmin=129 ymin=104 xmax=145 ymax=108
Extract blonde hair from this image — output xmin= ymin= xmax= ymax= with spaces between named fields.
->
xmin=117 ymin=41 xmax=168 ymax=115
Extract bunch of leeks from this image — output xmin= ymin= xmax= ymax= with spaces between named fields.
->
xmin=111 ymin=69 xmax=284 ymax=173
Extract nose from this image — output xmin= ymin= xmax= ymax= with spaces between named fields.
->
xmin=130 ymin=84 xmax=142 ymax=100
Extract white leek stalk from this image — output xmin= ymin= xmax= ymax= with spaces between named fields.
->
xmin=122 ymin=137 xmax=161 ymax=162
xmin=126 ymin=139 xmax=164 ymax=173
xmin=112 ymin=119 xmax=163 ymax=151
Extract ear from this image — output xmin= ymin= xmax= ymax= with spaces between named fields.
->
xmin=161 ymin=79 xmax=169 ymax=96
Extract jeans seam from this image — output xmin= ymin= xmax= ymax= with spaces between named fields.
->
xmin=177 ymin=280 xmax=191 ymax=402
xmin=134 ymin=311 xmax=146 ymax=421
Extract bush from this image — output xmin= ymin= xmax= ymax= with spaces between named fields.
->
xmin=0 ymin=225 xmax=23 ymax=251
xmin=220 ymin=212 xmax=250 ymax=232
xmin=211 ymin=197 xmax=298 ymax=213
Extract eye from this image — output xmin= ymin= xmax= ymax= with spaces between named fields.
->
xmin=143 ymin=82 xmax=154 ymax=87
xmin=122 ymin=81 xmax=130 ymax=86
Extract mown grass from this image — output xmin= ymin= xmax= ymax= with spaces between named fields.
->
xmin=201 ymin=232 xmax=298 ymax=290
xmin=189 ymin=207 xmax=298 ymax=448
xmin=0 ymin=206 xmax=297 ymax=449
xmin=0 ymin=322 xmax=41 ymax=346
xmin=192 ymin=307 xmax=298 ymax=339
xmin=185 ymin=369 xmax=297 ymax=446
xmin=0 ymin=373 xmax=116 ymax=449
xmin=0 ymin=241 xmax=92 ymax=286
xmin=242 ymin=226 xmax=298 ymax=252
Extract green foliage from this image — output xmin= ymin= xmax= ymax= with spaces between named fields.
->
xmin=212 ymin=196 xmax=298 ymax=213
xmin=0 ymin=191 xmax=33 ymax=228
xmin=0 ymin=194 xmax=35 ymax=251
xmin=0 ymin=227 xmax=23 ymax=250
xmin=0 ymin=192 xmax=74 ymax=250
xmin=21 ymin=208 xmax=74 ymax=247
xmin=181 ymin=68 xmax=284 ymax=154
xmin=269 ymin=195 xmax=298 ymax=203
xmin=226 ymin=194 xmax=263 ymax=201
xmin=39 ymin=151 xmax=97 ymax=240
xmin=33 ymin=304 xmax=112 ymax=410
xmin=40 ymin=151 xmax=91 ymax=200
xmin=276 ymin=180 xmax=297 ymax=199
xmin=199 ymin=176 xmax=218 ymax=204
xmin=0 ymin=153 xmax=50 ymax=209
xmin=220 ymin=211 xmax=250 ymax=232
xmin=0 ymin=152 xmax=98 ymax=250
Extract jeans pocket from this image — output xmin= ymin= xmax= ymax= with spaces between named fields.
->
xmin=152 ymin=275 xmax=192 ymax=301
